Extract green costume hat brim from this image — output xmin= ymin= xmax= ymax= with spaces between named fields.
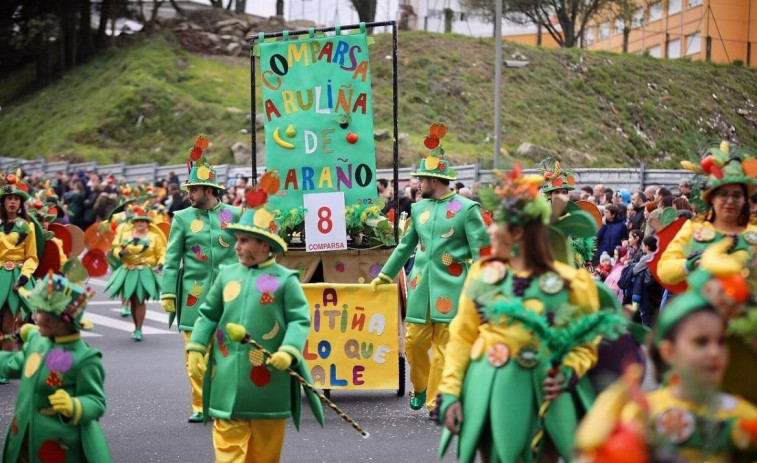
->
xmin=701 ymin=177 xmax=757 ymax=203
xmin=0 ymin=189 xmax=31 ymax=201
xmin=180 ymin=182 xmax=226 ymax=191
xmin=224 ymin=223 xmax=287 ymax=254
xmin=654 ymin=292 xmax=709 ymax=344
xmin=130 ymin=216 xmax=154 ymax=223
xmin=410 ymin=171 xmax=458 ymax=181
xmin=542 ymin=184 xmax=575 ymax=193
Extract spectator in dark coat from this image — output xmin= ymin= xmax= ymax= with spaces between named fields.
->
xmin=595 ymin=204 xmax=628 ymax=265
xmin=628 ymin=191 xmax=647 ymax=231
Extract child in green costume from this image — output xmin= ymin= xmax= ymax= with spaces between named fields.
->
xmin=186 ymin=181 xmax=323 ymax=462
xmin=0 ymin=273 xmax=111 ymax=463
xmin=160 ymin=136 xmax=240 ymax=423
xmin=437 ymin=164 xmax=600 ymax=463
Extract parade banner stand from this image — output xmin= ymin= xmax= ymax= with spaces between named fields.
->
xmin=250 ymin=22 xmax=405 ymax=397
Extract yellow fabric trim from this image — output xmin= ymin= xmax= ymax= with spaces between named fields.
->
xmin=52 ymin=333 xmax=81 ymax=344
xmin=186 ymin=342 xmax=207 ymax=353
xmin=258 ymin=258 xmax=276 ymax=268
xmin=71 ymin=397 xmax=83 ymax=425
xmin=438 ymin=191 xmax=455 ymax=201
xmin=278 ymin=345 xmax=302 ymax=363
xmin=161 ymin=294 xmax=176 ymax=300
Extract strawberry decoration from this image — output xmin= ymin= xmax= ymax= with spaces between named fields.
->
xmin=216 ymin=329 xmax=229 ymax=358
xmin=260 ymin=292 xmax=274 ymax=304
xmin=269 ymin=221 xmax=277 ymax=233
xmin=438 ymin=161 xmax=446 ymax=171
xmin=45 ymin=371 xmax=62 ymax=387
xmin=250 ymin=365 xmax=271 ymax=387
xmin=256 ymin=274 xmax=280 ymax=304
xmin=335 ymin=260 xmax=345 ymax=272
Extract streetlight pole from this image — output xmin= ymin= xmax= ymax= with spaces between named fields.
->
xmin=493 ymin=0 xmax=503 ymax=169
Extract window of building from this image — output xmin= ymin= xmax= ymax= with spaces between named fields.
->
xmin=688 ymin=0 xmax=703 ymax=7
xmin=632 ymin=9 xmax=644 ymax=27
xmin=667 ymin=38 xmax=681 ymax=58
xmin=615 ymin=18 xmax=625 ymax=35
xmin=649 ymin=2 xmax=663 ymax=22
xmin=648 ymin=45 xmax=662 ymax=58
xmin=599 ymin=22 xmax=610 ymax=39
xmin=668 ymin=0 xmax=682 ymax=15
xmin=686 ymin=32 xmax=701 ymax=55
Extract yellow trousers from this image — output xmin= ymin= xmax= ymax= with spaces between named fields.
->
xmin=182 ymin=331 xmax=210 ymax=413
xmin=212 ymin=418 xmax=286 ymax=463
xmin=405 ymin=319 xmax=449 ymax=411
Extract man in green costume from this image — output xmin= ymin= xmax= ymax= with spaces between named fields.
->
xmin=186 ymin=183 xmax=323 ymax=462
xmin=160 ymin=149 xmax=240 ymax=423
xmin=371 ymin=124 xmax=488 ymax=413
xmin=0 ymin=273 xmax=111 ymax=463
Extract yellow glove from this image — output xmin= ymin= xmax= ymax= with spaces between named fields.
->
xmin=267 ymin=351 xmax=293 ymax=371
xmin=370 ymin=273 xmax=392 ymax=291
xmin=161 ymin=298 xmax=176 ymax=313
xmin=700 ymin=238 xmax=742 ymax=276
xmin=48 ymin=389 xmax=74 ymax=417
xmin=187 ymin=350 xmax=206 ymax=379
xmin=19 ymin=323 xmax=38 ymax=343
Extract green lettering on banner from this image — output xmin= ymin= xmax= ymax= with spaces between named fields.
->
xmin=260 ymin=32 xmax=378 ymax=211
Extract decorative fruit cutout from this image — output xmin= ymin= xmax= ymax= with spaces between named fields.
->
xmin=186 ymin=294 xmax=198 ymax=307
xmin=285 ymin=124 xmax=296 ymax=137
xmin=259 ymin=171 xmax=280 ymax=195
xmin=335 ymin=260 xmax=344 ymax=272
xmin=552 ymin=178 xmax=564 ymax=187
xmin=429 ymin=123 xmax=447 ymax=138
xmin=190 ymin=146 xmax=203 ymax=162
xmin=82 ymin=248 xmax=108 ymax=277
xmin=245 ymin=188 xmax=268 ymax=208
xmin=720 ymin=274 xmax=750 ymax=304
xmin=38 ymin=440 xmax=67 ymax=463
xmin=194 ymin=134 xmax=210 ymax=150
xmin=700 ymin=155 xmax=714 ymax=173
xmin=593 ymin=424 xmax=649 ymax=463
xmin=425 ymin=156 xmax=439 ymax=170
xmin=260 ymin=291 xmax=274 ymax=304
xmin=346 ymin=132 xmax=358 ymax=144
xmin=250 ymin=365 xmax=271 ymax=387
xmin=448 ymin=262 xmax=463 ymax=277
xmin=6 ymin=174 xmax=17 ymax=184
xmin=339 ymin=119 xmax=349 ymax=129
xmin=436 ymin=297 xmax=453 ymax=314
xmin=438 ymin=161 xmax=446 ymax=171
xmin=710 ymin=165 xmax=724 ymax=180
xmin=424 ymin=136 xmax=440 ymax=149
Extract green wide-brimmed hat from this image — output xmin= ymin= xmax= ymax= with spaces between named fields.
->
xmin=411 ymin=123 xmax=458 ymax=180
xmin=21 ymin=272 xmax=93 ymax=330
xmin=0 ymin=169 xmax=31 ymax=201
xmin=681 ymin=141 xmax=757 ymax=203
xmin=538 ymin=157 xmax=577 ymax=193
xmin=126 ymin=204 xmax=154 ymax=223
xmin=225 ymin=181 xmax=286 ymax=254
xmin=27 ymin=198 xmax=58 ymax=221
xmin=181 ymin=134 xmax=225 ymax=191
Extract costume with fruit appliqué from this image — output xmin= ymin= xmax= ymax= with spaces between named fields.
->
xmin=373 ymin=124 xmax=488 ymax=412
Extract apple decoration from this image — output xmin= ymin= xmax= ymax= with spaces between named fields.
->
xmin=346 ymin=133 xmax=358 ymax=144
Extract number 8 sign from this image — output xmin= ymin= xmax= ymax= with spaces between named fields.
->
xmin=303 ymin=192 xmax=347 ymax=252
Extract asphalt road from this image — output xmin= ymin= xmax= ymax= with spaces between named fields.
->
xmin=0 ymin=275 xmax=459 ymax=463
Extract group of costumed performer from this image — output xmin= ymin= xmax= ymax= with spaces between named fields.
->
xmin=371 ymin=123 xmax=489 ymax=413
xmin=435 ymin=164 xmax=625 ymax=463
xmin=576 ymin=247 xmax=757 ymax=463
xmin=0 ymin=272 xmax=112 ymax=463
xmin=160 ymin=135 xmax=240 ymax=423
xmin=105 ymin=204 xmax=166 ymax=342
xmin=658 ymin=141 xmax=757 ymax=407
xmin=185 ymin=176 xmax=324 ymax=462
xmin=0 ymin=170 xmax=38 ymax=384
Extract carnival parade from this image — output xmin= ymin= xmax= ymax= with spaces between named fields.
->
xmin=3 ymin=2 xmax=757 ymax=462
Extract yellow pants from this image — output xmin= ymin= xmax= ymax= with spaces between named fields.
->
xmin=405 ymin=319 xmax=449 ymax=411
xmin=213 ymin=418 xmax=286 ymax=463
xmin=182 ymin=331 xmax=210 ymax=413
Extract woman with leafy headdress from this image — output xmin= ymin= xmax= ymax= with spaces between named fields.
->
xmin=0 ymin=170 xmax=38 ymax=384
xmin=436 ymin=164 xmax=604 ymax=463
xmin=105 ymin=205 xmax=165 ymax=341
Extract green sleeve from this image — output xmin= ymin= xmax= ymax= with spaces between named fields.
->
xmin=71 ymin=354 xmax=107 ymax=426
xmin=278 ymin=274 xmax=311 ymax=365
xmin=189 ymin=271 xmax=224 ymax=350
xmin=0 ymin=350 xmax=25 ymax=379
xmin=463 ymin=203 xmax=488 ymax=261
xmin=161 ymin=213 xmax=185 ymax=299
xmin=380 ymin=218 xmax=419 ymax=279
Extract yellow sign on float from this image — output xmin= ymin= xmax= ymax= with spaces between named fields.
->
xmin=302 ymin=283 xmax=399 ymax=390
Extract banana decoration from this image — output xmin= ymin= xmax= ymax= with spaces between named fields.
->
xmin=273 ymin=127 xmax=295 ymax=149
xmin=680 ymin=160 xmax=705 ymax=175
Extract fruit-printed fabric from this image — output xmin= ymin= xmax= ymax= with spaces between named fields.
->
xmin=380 ymin=192 xmax=488 ymax=323
xmin=0 ymin=330 xmax=111 ymax=463
xmin=161 ymin=202 xmax=240 ymax=331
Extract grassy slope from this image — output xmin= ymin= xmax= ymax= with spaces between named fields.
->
xmin=1 ymin=30 xmax=756 ymax=168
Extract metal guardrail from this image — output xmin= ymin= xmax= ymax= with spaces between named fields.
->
xmin=0 ymin=157 xmax=694 ymax=193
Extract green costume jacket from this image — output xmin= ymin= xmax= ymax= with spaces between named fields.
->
xmin=161 ymin=202 xmax=240 ymax=331
xmin=188 ymin=260 xmax=324 ymax=427
xmin=380 ymin=192 xmax=487 ymax=323
xmin=0 ymin=331 xmax=111 ymax=463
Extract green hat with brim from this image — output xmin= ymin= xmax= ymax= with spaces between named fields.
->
xmin=181 ymin=156 xmax=225 ymax=192
xmin=411 ymin=157 xmax=458 ymax=181
xmin=225 ymin=207 xmax=287 ymax=254
xmin=129 ymin=215 xmax=154 ymax=223
xmin=702 ymin=176 xmax=757 ymax=203
xmin=20 ymin=273 xmax=91 ymax=330
xmin=538 ymin=157 xmax=577 ymax=193
xmin=682 ymin=141 xmax=757 ymax=203
xmin=0 ymin=185 xmax=30 ymax=202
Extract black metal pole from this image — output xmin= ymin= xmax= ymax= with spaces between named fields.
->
xmin=250 ymin=42 xmax=257 ymax=186
xmin=391 ymin=22 xmax=400 ymax=245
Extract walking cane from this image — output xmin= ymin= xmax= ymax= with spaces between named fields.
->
xmin=226 ymin=323 xmax=369 ymax=438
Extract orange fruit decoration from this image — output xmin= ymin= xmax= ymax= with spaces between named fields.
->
xmin=436 ymin=297 xmax=453 ymax=314
xmin=83 ymin=222 xmax=115 ymax=253
xmin=594 ymin=424 xmax=649 ymax=463
xmin=259 ymin=171 xmax=280 ymax=194
xmin=720 ymin=274 xmax=750 ymax=304
xmin=6 ymin=174 xmax=17 ymax=184
xmin=195 ymin=134 xmax=210 ymax=150
xmin=429 ymin=123 xmax=447 ymax=139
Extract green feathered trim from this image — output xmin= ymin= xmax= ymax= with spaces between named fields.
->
xmin=572 ymin=236 xmax=596 ymax=270
xmin=728 ymin=310 xmax=757 ymax=343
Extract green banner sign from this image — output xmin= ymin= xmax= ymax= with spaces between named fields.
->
xmin=259 ymin=31 xmax=378 ymax=211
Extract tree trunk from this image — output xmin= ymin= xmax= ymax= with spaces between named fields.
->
xmin=622 ymin=26 xmax=630 ymax=53
xmin=169 ymin=0 xmax=186 ymax=16
xmin=78 ymin=0 xmax=92 ymax=59
xmin=235 ymin=0 xmax=246 ymax=14
xmin=443 ymin=8 xmax=454 ymax=33
xmin=97 ymin=0 xmax=111 ymax=46
xmin=351 ymin=0 xmax=377 ymax=29
xmin=276 ymin=0 xmax=284 ymax=16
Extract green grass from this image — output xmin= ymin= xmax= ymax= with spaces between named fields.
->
xmin=1 ymin=30 xmax=756 ymax=168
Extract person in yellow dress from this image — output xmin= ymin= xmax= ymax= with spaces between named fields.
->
xmin=105 ymin=205 xmax=166 ymax=341
xmin=437 ymin=164 xmax=601 ymax=463
xmin=0 ymin=171 xmax=38 ymax=385
xmin=575 ymin=266 xmax=757 ymax=463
